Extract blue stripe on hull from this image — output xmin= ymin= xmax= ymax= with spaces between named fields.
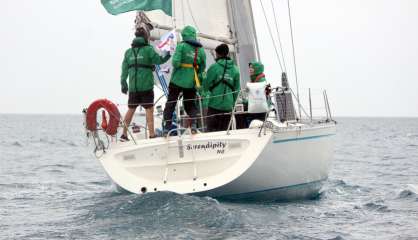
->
xmin=273 ymin=133 xmax=335 ymax=144
xmin=200 ymin=179 xmax=327 ymax=202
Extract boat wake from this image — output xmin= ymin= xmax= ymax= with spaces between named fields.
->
xmin=319 ymin=179 xmax=371 ymax=198
xmin=76 ymin=191 xmax=246 ymax=239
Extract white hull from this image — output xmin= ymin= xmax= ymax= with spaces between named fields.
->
xmin=98 ymin=121 xmax=336 ymax=201
xmin=197 ymin=124 xmax=335 ymax=200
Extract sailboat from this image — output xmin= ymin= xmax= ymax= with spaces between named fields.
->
xmin=85 ymin=0 xmax=337 ymax=201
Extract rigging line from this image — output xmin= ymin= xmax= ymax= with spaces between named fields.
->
xmin=181 ymin=0 xmax=185 ymax=26
xmin=287 ymin=0 xmax=301 ymax=119
xmin=186 ymin=0 xmax=200 ymax=32
xmin=260 ymin=0 xmax=284 ymax=72
xmin=270 ymin=0 xmax=287 ymax=73
xmin=249 ymin=0 xmax=261 ymax=61
xmin=172 ymin=0 xmax=177 ymax=28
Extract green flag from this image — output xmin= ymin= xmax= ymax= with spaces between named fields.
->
xmin=101 ymin=0 xmax=172 ymax=16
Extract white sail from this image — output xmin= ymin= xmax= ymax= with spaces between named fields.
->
xmin=140 ymin=0 xmax=258 ymax=84
xmin=230 ymin=0 xmax=259 ymax=85
xmin=147 ymin=0 xmax=232 ymax=42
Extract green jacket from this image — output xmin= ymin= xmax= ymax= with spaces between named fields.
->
xmin=121 ymin=37 xmax=170 ymax=92
xmin=250 ymin=61 xmax=266 ymax=83
xmin=170 ymin=26 xmax=206 ymax=89
xmin=204 ymin=58 xmax=240 ymax=111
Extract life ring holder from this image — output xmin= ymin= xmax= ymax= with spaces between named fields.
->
xmin=86 ymin=99 xmax=121 ymax=136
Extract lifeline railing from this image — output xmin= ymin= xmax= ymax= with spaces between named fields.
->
xmin=138 ymin=87 xmax=331 ymax=135
xmin=85 ymin=85 xmax=334 ymax=153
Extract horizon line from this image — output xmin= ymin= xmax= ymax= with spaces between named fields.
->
xmin=0 ymin=113 xmax=417 ymax=118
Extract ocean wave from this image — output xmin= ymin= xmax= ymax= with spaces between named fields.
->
xmin=79 ymin=191 xmax=243 ymax=234
xmin=321 ymin=179 xmax=371 ymax=196
xmin=33 ymin=164 xmax=75 ymax=171
xmin=0 ymin=183 xmax=35 ymax=190
xmin=37 ymin=137 xmax=81 ymax=147
xmin=284 ymin=234 xmax=346 ymax=240
xmin=362 ymin=201 xmax=390 ymax=212
xmin=39 ymin=137 xmax=55 ymax=145
xmin=382 ymin=155 xmax=407 ymax=161
xmin=406 ymin=133 xmax=418 ymax=138
xmin=397 ymin=185 xmax=418 ymax=199
xmin=0 ymin=183 xmax=57 ymax=201
xmin=45 ymin=169 xmax=65 ymax=174
xmin=55 ymin=180 xmax=115 ymax=193
xmin=398 ymin=189 xmax=417 ymax=199
xmin=327 ymin=236 xmax=345 ymax=240
xmin=11 ymin=196 xmax=36 ymax=201
xmin=58 ymin=139 xmax=79 ymax=147
xmin=11 ymin=141 xmax=23 ymax=147
xmin=87 ymin=180 xmax=111 ymax=186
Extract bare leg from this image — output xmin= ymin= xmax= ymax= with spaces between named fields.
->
xmin=145 ymin=107 xmax=155 ymax=137
xmin=123 ymin=107 xmax=136 ymax=136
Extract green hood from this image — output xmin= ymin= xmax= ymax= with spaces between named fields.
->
xmin=250 ymin=61 xmax=264 ymax=81
xmin=181 ymin=26 xmax=197 ymax=41
xmin=131 ymin=37 xmax=147 ymax=47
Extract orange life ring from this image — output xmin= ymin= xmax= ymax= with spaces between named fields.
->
xmin=86 ymin=99 xmax=121 ymax=136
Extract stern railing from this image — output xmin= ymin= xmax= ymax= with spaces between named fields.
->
xmin=84 ymin=85 xmax=335 ymax=153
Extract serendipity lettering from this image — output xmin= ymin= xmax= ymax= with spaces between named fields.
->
xmin=186 ymin=141 xmax=227 ymax=151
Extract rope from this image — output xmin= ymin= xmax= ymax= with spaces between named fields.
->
xmin=270 ymin=0 xmax=287 ymax=73
xmin=260 ymin=0 xmax=284 ymax=72
xmin=287 ymin=0 xmax=302 ymax=119
xmin=91 ymin=132 xmax=110 ymax=158
xmin=289 ymin=88 xmax=309 ymax=120
xmin=186 ymin=0 xmax=200 ymax=32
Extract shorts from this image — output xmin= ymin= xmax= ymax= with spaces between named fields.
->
xmin=128 ymin=90 xmax=154 ymax=109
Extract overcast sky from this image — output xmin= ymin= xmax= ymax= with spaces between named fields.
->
xmin=1 ymin=0 xmax=418 ymax=117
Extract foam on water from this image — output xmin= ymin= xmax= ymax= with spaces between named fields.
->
xmin=1 ymin=115 xmax=418 ymax=240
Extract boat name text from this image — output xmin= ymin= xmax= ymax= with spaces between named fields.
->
xmin=185 ymin=141 xmax=227 ymax=151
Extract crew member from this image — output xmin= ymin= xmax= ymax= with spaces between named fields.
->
xmin=246 ymin=61 xmax=270 ymax=124
xmin=120 ymin=28 xmax=171 ymax=141
xmin=204 ymin=44 xmax=240 ymax=132
xmin=162 ymin=25 xmax=206 ymax=135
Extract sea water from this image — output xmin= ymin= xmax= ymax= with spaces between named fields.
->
xmin=1 ymin=115 xmax=417 ymax=240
